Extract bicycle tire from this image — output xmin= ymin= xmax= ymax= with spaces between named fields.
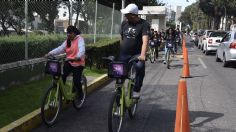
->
xmin=128 ymin=65 xmax=138 ymax=119
xmin=41 ymin=84 xmax=62 ymax=126
xmin=128 ymin=101 xmax=138 ymax=119
xmin=108 ymin=91 xmax=123 ymax=132
xmin=149 ymin=48 xmax=155 ymax=63
xmin=167 ymin=49 xmax=170 ymax=69
xmin=73 ymin=74 xmax=87 ymax=110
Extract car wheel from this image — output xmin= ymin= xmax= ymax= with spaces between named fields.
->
xmin=205 ymin=49 xmax=208 ymax=55
xmin=216 ymin=52 xmax=221 ymax=62
xmin=223 ymin=54 xmax=229 ymax=67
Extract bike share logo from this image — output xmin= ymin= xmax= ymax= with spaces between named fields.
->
xmin=125 ymin=27 xmax=136 ymax=39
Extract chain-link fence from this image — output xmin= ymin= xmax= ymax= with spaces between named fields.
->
xmin=0 ymin=0 xmax=121 ymax=65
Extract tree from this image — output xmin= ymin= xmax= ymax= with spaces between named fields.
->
xmin=29 ymin=1 xmax=62 ymax=33
xmin=126 ymin=0 xmax=165 ymax=8
xmin=199 ymin=0 xmax=230 ymax=30
xmin=0 ymin=1 xmax=34 ymax=35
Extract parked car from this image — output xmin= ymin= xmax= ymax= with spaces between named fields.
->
xmin=216 ymin=31 xmax=236 ymax=67
xmin=198 ymin=30 xmax=214 ymax=50
xmin=203 ymin=31 xmax=227 ymax=55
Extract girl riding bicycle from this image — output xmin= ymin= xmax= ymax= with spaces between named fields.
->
xmin=44 ymin=25 xmax=85 ymax=100
xmin=163 ymin=27 xmax=176 ymax=64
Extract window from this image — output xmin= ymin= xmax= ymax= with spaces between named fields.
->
xmin=210 ymin=32 xmax=227 ymax=37
xmin=222 ymin=33 xmax=231 ymax=42
xmin=57 ymin=22 xmax=63 ymax=27
xmin=234 ymin=32 xmax=236 ymax=39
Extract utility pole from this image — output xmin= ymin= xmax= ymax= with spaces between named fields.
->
xmin=25 ymin=0 xmax=28 ymax=60
xmin=121 ymin=0 xmax=125 ymax=22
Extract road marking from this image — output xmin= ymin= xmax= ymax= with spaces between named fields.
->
xmin=198 ymin=57 xmax=207 ymax=69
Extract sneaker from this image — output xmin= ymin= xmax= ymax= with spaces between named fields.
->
xmin=163 ymin=61 xmax=166 ymax=64
xmin=132 ymin=91 xmax=140 ymax=99
xmin=114 ymin=107 xmax=120 ymax=117
xmin=49 ymin=101 xmax=56 ymax=108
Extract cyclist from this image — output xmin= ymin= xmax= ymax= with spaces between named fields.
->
xmin=175 ymin=28 xmax=182 ymax=52
xmin=120 ymin=3 xmax=150 ymax=98
xmin=44 ymin=25 xmax=85 ymax=100
xmin=159 ymin=29 xmax=166 ymax=51
xmin=163 ymin=27 xmax=176 ymax=64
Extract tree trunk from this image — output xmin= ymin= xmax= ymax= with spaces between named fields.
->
xmin=213 ymin=6 xmax=221 ymax=30
xmin=74 ymin=3 xmax=81 ymax=27
xmin=0 ymin=22 xmax=8 ymax=36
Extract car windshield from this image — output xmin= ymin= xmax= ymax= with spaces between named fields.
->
xmin=210 ymin=32 xmax=227 ymax=37
xmin=207 ymin=31 xmax=214 ymax=36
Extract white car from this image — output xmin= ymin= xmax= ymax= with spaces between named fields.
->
xmin=198 ymin=30 xmax=214 ymax=50
xmin=216 ymin=31 xmax=236 ymax=67
xmin=203 ymin=31 xmax=227 ymax=55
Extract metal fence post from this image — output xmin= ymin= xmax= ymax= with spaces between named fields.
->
xmin=94 ymin=0 xmax=97 ymax=43
xmin=25 ymin=0 xmax=28 ymax=60
xmin=110 ymin=3 xmax=115 ymax=39
xmin=121 ymin=0 xmax=125 ymax=22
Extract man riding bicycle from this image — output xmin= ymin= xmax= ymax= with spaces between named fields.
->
xmin=44 ymin=25 xmax=85 ymax=100
xmin=120 ymin=3 xmax=150 ymax=98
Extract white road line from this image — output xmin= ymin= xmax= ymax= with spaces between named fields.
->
xmin=198 ymin=57 xmax=207 ymax=69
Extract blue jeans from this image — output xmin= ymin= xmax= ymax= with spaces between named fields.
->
xmin=119 ymin=54 xmax=145 ymax=92
xmin=164 ymin=42 xmax=175 ymax=62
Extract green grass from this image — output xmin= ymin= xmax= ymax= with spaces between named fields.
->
xmin=0 ymin=68 xmax=106 ymax=128
xmin=0 ymin=76 xmax=51 ymax=128
xmin=84 ymin=68 xmax=106 ymax=77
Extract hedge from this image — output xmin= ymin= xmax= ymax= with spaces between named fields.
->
xmin=86 ymin=38 xmax=120 ymax=69
xmin=0 ymin=34 xmax=119 ymax=64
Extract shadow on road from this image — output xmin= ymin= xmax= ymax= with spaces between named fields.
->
xmin=190 ymin=111 xmax=224 ymax=127
xmin=170 ymin=64 xmax=200 ymax=69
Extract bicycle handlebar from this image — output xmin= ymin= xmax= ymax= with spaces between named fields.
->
xmin=46 ymin=55 xmax=81 ymax=62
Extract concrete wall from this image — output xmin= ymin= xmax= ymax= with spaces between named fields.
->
xmin=146 ymin=15 xmax=166 ymax=31
xmin=0 ymin=59 xmax=46 ymax=91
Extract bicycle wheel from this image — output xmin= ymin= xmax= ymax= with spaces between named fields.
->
xmin=149 ymin=48 xmax=155 ymax=63
xmin=108 ymin=91 xmax=123 ymax=132
xmin=73 ymin=74 xmax=87 ymax=110
xmin=128 ymin=65 xmax=138 ymax=119
xmin=41 ymin=84 xmax=62 ymax=126
xmin=166 ymin=49 xmax=170 ymax=69
xmin=128 ymin=100 xmax=138 ymax=119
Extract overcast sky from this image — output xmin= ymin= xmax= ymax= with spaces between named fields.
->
xmin=161 ymin=0 xmax=196 ymax=11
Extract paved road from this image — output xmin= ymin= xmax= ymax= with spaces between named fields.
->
xmin=34 ymin=37 xmax=236 ymax=132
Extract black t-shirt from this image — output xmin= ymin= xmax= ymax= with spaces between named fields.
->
xmin=120 ymin=19 xmax=150 ymax=55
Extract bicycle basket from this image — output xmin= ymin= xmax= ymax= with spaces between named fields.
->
xmin=149 ymin=41 xmax=155 ymax=47
xmin=166 ymin=42 xmax=173 ymax=48
xmin=45 ymin=60 xmax=61 ymax=76
xmin=108 ymin=62 xmax=128 ymax=78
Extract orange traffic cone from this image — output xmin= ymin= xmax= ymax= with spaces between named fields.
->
xmin=182 ymin=36 xmax=186 ymax=52
xmin=175 ymin=79 xmax=190 ymax=132
xmin=181 ymin=48 xmax=191 ymax=78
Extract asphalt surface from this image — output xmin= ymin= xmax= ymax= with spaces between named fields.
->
xmin=33 ymin=36 xmax=236 ymax=132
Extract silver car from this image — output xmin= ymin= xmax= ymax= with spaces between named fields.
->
xmin=216 ymin=31 xmax=236 ymax=67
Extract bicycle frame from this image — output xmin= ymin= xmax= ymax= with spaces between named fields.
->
xmin=115 ymin=78 xmax=136 ymax=118
xmin=52 ymin=76 xmax=75 ymax=101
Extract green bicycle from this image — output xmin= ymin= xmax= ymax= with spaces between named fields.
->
xmin=41 ymin=56 xmax=87 ymax=126
xmin=148 ymin=45 xmax=156 ymax=63
xmin=103 ymin=55 xmax=140 ymax=132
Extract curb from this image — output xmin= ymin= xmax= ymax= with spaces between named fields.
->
xmin=0 ymin=74 xmax=111 ymax=132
